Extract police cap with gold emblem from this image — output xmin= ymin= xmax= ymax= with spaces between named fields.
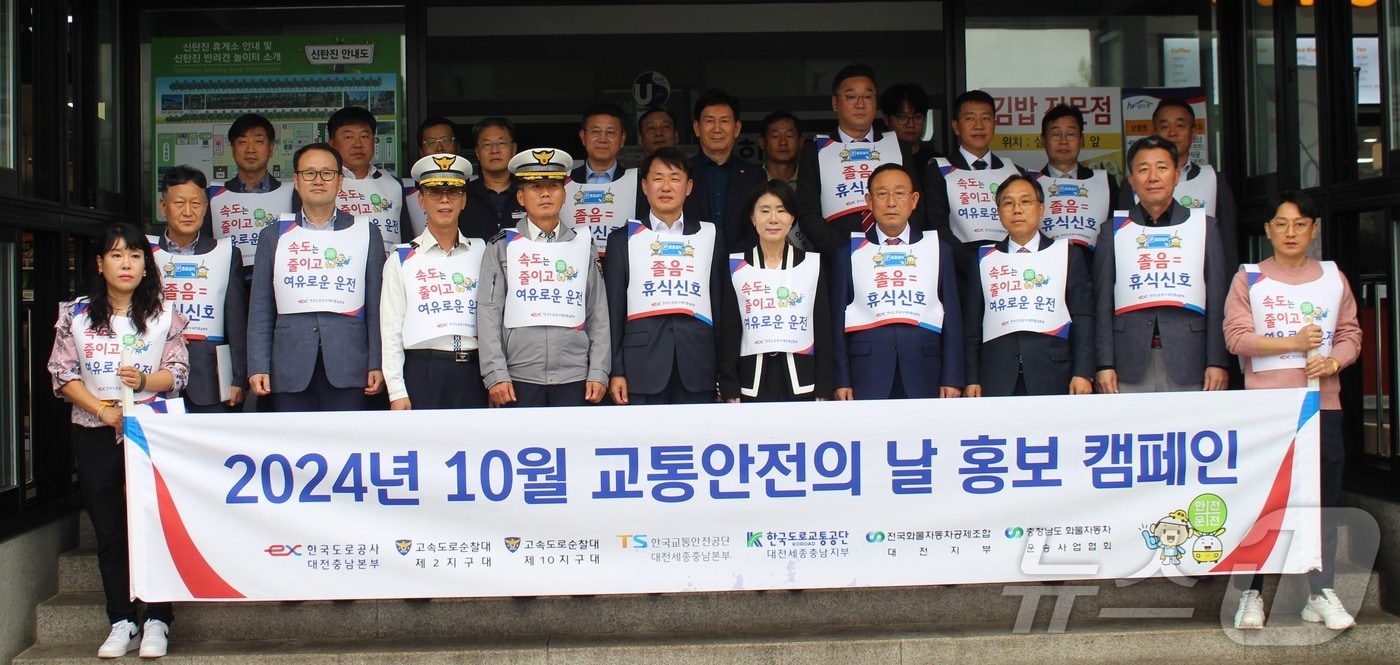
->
xmin=508 ymin=148 xmax=573 ymax=181
xmin=411 ymin=153 xmax=472 ymax=189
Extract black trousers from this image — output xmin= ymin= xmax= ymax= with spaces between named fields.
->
xmin=403 ymin=350 xmax=487 ymax=409
xmin=275 ymin=349 xmax=371 ymax=412
xmin=184 ymin=398 xmax=238 ymax=414
xmin=73 ymin=425 xmax=174 ymax=625
xmin=512 ymin=381 xmax=588 ymax=407
xmin=628 ymin=362 xmax=714 ymax=405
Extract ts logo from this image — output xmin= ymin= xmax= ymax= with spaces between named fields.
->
xmin=616 ymin=534 xmax=649 ymax=549
xmin=264 ymin=544 xmax=303 ymax=557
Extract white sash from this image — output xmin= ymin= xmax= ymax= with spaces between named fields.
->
xmin=1034 ymin=169 xmax=1110 ymax=249
xmin=271 ymin=215 xmax=372 ymax=316
xmin=815 ymin=134 xmax=903 ymax=222
xmin=395 ymin=241 xmax=485 ymax=348
xmin=210 ymin=186 xmax=293 ymax=267
xmin=503 ymin=230 xmax=594 ymax=329
xmin=729 ymin=253 xmax=820 ymax=356
xmin=1245 ymin=261 xmax=1344 ymax=372
xmin=844 ymin=233 xmax=944 ymax=333
xmin=338 ymin=169 xmax=403 ymax=253
xmin=624 ymin=221 xmax=716 ymax=325
xmin=72 ymin=298 xmax=174 ymax=402
xmin=935 ymin=156 xmax=1021 ymax=244
xmin=566 ymin=168 xmax=639 ymax=256
xmin=148 ymin=236 xmax=234 ymax=342
xmin=977 ymin=239 xmax=1073 ymax=341
xmin=1111 ymin=209 xmax=1208 ymax=315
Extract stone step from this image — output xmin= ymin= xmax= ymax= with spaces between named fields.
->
xmin=15 ymin=614 xmax=1400 ymax=664
xmin=33 ymin=562 xmax=1382 ymax=646
xmin=56 ymin=548 xmax=97 ymax=594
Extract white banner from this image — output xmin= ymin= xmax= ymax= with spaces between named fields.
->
xmin=126 ymin=389 xmax=1321 ymax=602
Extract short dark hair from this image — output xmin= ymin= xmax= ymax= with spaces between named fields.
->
xmin=581 ymin=102 xmax=627 ymax=129
xmin=760 ymin=111 xmax=800 ymax=136
xmin=640 ymin=147 xmax=692 ymax=180
xmin=1125 ymin=135 xmax=1179 ymax=169
xmin=694 ymin=88 xmax=741 ymax=120
xmin=637 ymin=107 xmax=677 ymax=133
xmin=953 ymin=90 xmax=996 ymax=117
xmin=473 ymin=116 xmax=517 ymax=144
xmin=1040 ymin=104 xmax=1085 ymax=135
xmin=327 ymin=106 xmax=377 ymax=136
xmin=416 ymin=116 xmax=458 ymax=146
xmin=1152 ymin=98 xmax=1195 ymax=123
xmin=880 ymin=83 xmax=929 ymax=117
xmin=745 ymin=179 xmax=799 ymax=220
xmin=1267 ymin=190 xmax=1320 ymax=222
xmin=831 ymin=64 xmax=878 ymax=95
xmin=868 ymin=163 xmax=916 ymax=190
xmin=996 ymin=173 xmax=1045 ymax=204
xmin=228 ymin=113 xmax=275 ymax=143
xmin=293 ymin=142 xmax=343 ymax=172
xmin=160 ymin=165 xmax=208 ymax=194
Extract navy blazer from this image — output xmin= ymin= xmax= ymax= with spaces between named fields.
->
xmin=683 ymin=153 xmax=764 ymax=253
xmin=247 ymin=210 xmax=386 ymax=392
xmin=962 ymin=234 xmax=1094 ymax=396
xmin=1092 ymin=201 xmax=1229 ymax=385
xmin=832 ymin=227 xmax=964 ymax=398
xmin=603 ymin=217 xmax=726 ymax=395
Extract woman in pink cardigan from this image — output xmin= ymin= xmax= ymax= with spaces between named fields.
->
xmin=1223 ymin=191 xmax=1362 ymax=631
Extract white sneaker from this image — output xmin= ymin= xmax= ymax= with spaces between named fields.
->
xmin=1301 ymin=588 xmax=1356 ymax=630
xmin=139 ymin=618 xmax=169 ymax=658
xmin=1233 ymin=589 xmax=1265 ymax=629
xmin=97 ymin=619 xmax=139 ymax=658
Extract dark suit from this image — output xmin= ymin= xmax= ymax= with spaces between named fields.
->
xmin=917 ymin=150 xmax=1029 ymax=289
xmin=684 ymin=153 xmax=764 ymax=253
xmin=1093 ymin=201 xmax=1229 ymax=386
xmin=247 ymin=210 xmax=386 ymax=409
xmin=832 ymin=227 xmax=964 ymax=399
xmin=176 ymin=236 xmax=248 ymax=409
xmin=963 ymin=234 xmax=1094 ymax=396
xmin=718 ymin=245 xmax=833 ymax=400
xmin=460 ymin=178 xmax=525 ymax=240
xmin=796 ymin=128 xmax=907 ymax=254
xmin=1116 ymin=163 xmax=1238 ymax=270
xmin=603 ymin=217 xmax=725 ymax=403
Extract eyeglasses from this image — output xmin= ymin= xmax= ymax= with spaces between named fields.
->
xmin=841 ymin=94 xmax=875 ymax=105
xmin=476 ymin=140 xmax=512 ymax=152
xmin=585 ymin=127 xmax=622 ymax=139
xmin=421 ymin=137 xmax=456 ymax=149
xmin=296 ymin=169 xmax=340 ymax=182
xmin=890 ymin=113 xmax=923 ymax=125
xmin=1270 ymin=219 xmax=1314 ymax=233
xmin=871 ymin=190 xmax=912 ymax=202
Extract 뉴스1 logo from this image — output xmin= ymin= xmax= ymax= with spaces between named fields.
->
xmin=264 ymin=544 xmax=303 ymax=557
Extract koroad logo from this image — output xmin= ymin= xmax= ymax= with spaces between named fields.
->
xmin=304 ymin=43 xmax=376 ymax=66
xmin=394 ymin=539 xmax=412 ymax=556
xmin=746 ymin=531 xmax=765 ymax=548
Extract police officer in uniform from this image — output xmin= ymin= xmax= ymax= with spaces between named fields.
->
xmin=381 ymin=153 xmax=488 ymax=409
xmin=477 ymin=148 xmax=611 ymax=407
